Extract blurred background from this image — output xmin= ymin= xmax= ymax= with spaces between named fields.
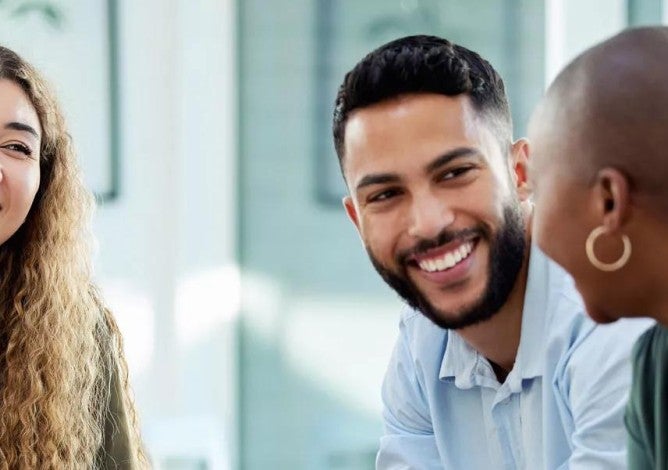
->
xmin=0 ymin=0 xmax=663 ymax=468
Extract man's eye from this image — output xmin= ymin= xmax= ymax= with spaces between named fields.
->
xmin=439 ymin=166 xmax=473 ymax=181
xmin=368 ymin=188 xmax=401 ymax=203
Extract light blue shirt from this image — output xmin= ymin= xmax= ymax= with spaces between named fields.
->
xmin=377 ymin=246 xmax=651 ymax=469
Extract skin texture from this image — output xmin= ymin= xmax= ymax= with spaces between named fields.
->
xmin=0 ymin=79 xmax=40 ymax=245
xmin=529 ymin=26 xmax=668 ymax=325
xmin=343 ymin=93 xmax=533 ymax=374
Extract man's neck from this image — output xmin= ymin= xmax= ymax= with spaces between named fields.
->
xmin=457 ymin=245 xmax=531 ymax=382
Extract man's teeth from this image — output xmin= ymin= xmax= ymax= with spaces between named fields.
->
xmin=418 ymin=242 xmax=474 ymax=273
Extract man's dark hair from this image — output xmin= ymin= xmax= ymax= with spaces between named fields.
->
xmin=332 ymin=35 xmax=512 ymax=168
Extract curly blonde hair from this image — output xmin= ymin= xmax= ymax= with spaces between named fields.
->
xmin=0 ymin=47 xmax=147 ymax=468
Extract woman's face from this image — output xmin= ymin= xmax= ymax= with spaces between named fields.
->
xmin=0 ymin=79 xmax=41 ymax=245
xmin=529 ymin=122 xmax=643 ymax=323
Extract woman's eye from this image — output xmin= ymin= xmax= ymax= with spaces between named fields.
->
xmin=2 ymin=143 xmax=32 ymax=157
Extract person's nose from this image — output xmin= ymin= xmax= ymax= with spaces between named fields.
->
xmin=406 ymin=191 xmax=455 ymax=240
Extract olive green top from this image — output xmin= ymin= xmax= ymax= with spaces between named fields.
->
xmin=96 ymin=354 xmax=140 ymax=469
xmin=626 ymin=323 xmax=668 ymax=469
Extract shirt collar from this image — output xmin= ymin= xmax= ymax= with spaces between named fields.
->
xmin=439 ymin=245 xmax=560 ymax=384
xmin=439 ymin=329 xmax=480 ymax=388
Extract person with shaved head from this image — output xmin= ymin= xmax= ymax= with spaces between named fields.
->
xmin=529 ymin=26 xmax=668 ymax=469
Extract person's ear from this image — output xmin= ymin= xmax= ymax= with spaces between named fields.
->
xmin=510 ymin=138 xmax=531 ymax=201
xmin=343 ymin=196 xmax=361 ymax=231
xmin=594 ymin=167 xmax=631 ymax=232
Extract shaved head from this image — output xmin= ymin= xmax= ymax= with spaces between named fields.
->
xmin=531 ymin=26 xmax=668 ymax=212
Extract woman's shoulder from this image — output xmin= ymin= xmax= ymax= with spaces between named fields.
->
xmin=629 ymin=324 xmax=668 ymax=404
xmin=97 ymin=350 xmax=137 ymax=468
xmin=92 ymin=292 xmax=146 ymax=468
xmin=633 ymin=323 xmax=668 ymax=364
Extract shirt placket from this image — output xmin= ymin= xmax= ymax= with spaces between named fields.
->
xmin=472 ymin=355 xmax=524 ymax=470
xmin=491 ymin=392 xmax=524 ymax=470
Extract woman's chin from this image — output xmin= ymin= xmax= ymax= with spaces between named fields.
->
xmin=584 ymin=302 xmax=620 ymax=324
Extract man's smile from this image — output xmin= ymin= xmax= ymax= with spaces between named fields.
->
xmin=411 ymin=239 xmax=476 ymax=273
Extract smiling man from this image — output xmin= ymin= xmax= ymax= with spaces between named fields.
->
xmin=333 ymin=35 xmax=651 ymax=469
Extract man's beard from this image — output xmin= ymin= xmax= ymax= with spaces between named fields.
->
xmin=368 ymin=205 xmax=527 ymax=330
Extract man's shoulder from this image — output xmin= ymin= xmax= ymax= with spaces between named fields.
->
xmin=528 ymin=253 xmax=590 ymax=347
xmin=542 ymin=253 xmax=586 ymax=319
xmin=540 ymin=256 xmax=650 ymax=356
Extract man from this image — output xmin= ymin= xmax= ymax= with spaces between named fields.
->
xmin=332 ymin=35 xmax=650 ymax=469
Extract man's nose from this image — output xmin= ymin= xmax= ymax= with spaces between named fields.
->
xmin=407 ymin=192 xmax=455 ymax=240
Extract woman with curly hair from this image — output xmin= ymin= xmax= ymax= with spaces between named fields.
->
xmin=0 ymin=46 xmax=147 ymax=467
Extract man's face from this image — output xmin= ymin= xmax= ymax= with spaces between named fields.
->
xmin=342 ymin=93 xmax=530 ymax=329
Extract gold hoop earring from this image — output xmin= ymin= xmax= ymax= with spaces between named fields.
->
xmin=585 ymin=226 xmax=631 ymax=272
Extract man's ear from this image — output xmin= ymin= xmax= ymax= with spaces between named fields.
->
xmin=510 ymin=138 xmax=531 ymax=202
xmin=343 ymin=196 xmax=361 ymax=231
xmin=595 ymin=167 xmax=631 ymax=232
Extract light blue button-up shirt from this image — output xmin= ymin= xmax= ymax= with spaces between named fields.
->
xmin=377 ymin=246 xmax=652 ymax=469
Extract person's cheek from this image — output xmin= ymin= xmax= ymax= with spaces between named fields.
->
xmin=19 ymin=167 xmax=40 ymax=213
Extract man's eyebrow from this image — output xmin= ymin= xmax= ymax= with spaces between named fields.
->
xmin=355 ymin=173 xmax=401 ymax=192
xmin=353 ymin=147 xmax=481 ymax=192
xmin=4 ymin=121 xmax=39 ymax=139
xmin=424 ymin=147 xmax=481 ymax=174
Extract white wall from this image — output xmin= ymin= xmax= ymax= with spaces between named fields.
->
xmin=545 ymin=0 xmax=627 ymax=85
xmin=92 ymin=1 xmax=238 ymax=468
